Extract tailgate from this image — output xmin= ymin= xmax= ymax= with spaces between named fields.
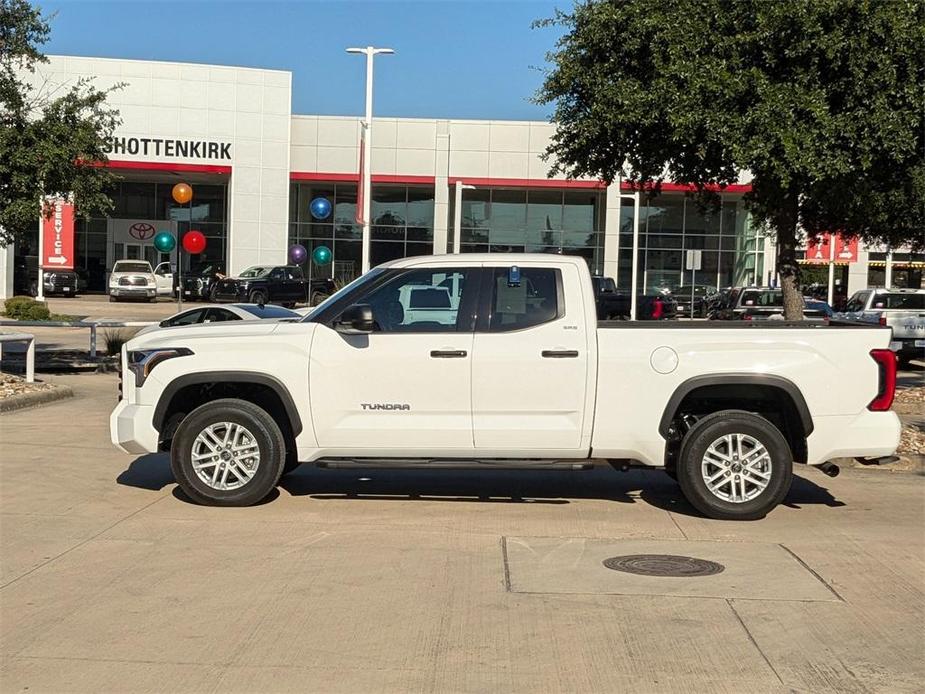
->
xmin=887 ymin=312 xmax=925 ymax=340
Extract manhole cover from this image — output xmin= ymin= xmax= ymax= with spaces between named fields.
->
xmin=602 ymin=554 xmax=725 ymax=577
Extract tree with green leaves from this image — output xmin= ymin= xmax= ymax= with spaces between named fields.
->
xmin=536 ymin=0 xmax=924 ymax=318
xmin=1 ymin=0 xmax=121 ymax=247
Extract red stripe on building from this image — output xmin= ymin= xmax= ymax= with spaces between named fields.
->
xmin=291 ymin=172 xmax=436 ymax=185
xmin=448 ymin=177 xmax=606 ymax=189
xmin=81 ymin=159 xmax=232 ymax=175
xmin=620 ymin=181 xmax=752 ymax=194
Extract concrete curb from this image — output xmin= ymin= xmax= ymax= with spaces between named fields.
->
xmin=0 ymin=385 xmax=74 ymax=414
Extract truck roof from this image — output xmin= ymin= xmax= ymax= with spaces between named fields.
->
xmin=377 ymin=253 xmax=590 ymax=270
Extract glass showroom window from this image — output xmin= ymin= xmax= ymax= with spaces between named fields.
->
xmin=289 ymin=183 xmax=434 ymax=281
xmin=617 ymin=195 xmax=759 ymax=290
xmin=454 ymin=188 xmax=604 ymax=273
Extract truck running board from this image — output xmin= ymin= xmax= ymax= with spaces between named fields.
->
xmin=314 ymin=458 xmax=594 ymax=471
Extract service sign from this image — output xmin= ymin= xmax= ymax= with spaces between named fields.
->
xmin=805 ymin=233 xmax=858 ymax=264
xmin=41 ymin=196 xmax=75 ymax=270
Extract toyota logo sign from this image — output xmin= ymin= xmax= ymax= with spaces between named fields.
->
xmin=129 ymin=222 xmax=156 ymax=241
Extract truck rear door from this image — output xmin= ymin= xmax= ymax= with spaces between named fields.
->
xmin=471 ymin=264 xmax=591 ymax=452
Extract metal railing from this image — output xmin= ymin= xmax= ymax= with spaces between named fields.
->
xmin=0 ymin=320 xmax=155 ymax=358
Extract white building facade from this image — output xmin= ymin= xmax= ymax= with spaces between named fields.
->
xmin=3 ymin=56 xmax=918 ymax=300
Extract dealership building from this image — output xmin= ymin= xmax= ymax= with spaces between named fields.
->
xmin=1 ymin=55 xmax=921 ymax=299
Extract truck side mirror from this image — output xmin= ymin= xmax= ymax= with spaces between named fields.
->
xmin=335 ymin=304 xmax=375 ymax=334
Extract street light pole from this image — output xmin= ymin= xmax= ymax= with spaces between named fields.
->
xmin=347 ymin=46 xmax=393 ymax=274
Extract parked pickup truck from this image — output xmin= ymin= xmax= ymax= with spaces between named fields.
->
xmin=591 ymin=276 xmax=677 ymax=320
xmin=838 ymin=288 xmax=925 ymax=366
xmin=111 ymin=254 xmax=901 ymax=520
xmin=211 ymin=265 xmax=334 ymax=307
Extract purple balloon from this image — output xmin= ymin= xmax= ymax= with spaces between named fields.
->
xmin=289 ymin=244 xmax=307 ymax=264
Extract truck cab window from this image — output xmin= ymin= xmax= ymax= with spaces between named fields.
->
xmin=362 ymin=268 xmax=471 ymax=332
xmin=489 ymin=267 xmax=561 ymax=331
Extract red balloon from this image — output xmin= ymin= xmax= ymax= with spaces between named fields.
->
xmin=182 ymin=230 xmax=206 ymax=254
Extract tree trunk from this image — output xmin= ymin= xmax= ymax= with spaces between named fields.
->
xmin=773 ymin=197 xmax=804 ymax=321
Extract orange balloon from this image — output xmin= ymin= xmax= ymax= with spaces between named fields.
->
xmin=172 ymin=183 xmax=193 ymax=204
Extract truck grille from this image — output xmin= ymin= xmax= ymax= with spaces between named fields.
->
xmin=45 ymin=273 xmax=78 ymax=290
xmin=119 ymin=276 xmax=149 ymax=286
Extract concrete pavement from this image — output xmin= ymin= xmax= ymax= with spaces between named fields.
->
xmin=0 ymin=373 xmax=923 ymax=692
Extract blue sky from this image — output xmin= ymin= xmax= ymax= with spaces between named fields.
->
xmin=40 ymin=0 xmax=568 ymax=121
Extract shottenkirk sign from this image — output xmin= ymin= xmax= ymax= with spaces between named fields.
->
xmin=103 ymin=136 xmax=232 ymax=160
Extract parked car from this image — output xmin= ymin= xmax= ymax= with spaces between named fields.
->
xmin=108 ymin=260 xmax=158 ymax=302
xmin=135 ymin=303 xmax=301 ymax=336
xmin=591 ymin=276 xmax=678 ymax=320
xmin=710 ymin=287 xmax=830 ymax=321
xmin=837 ymin=288 xmax=925 ymax=366
xmin=669 ymin=284 xmax=717 ymax=318
xmin=179 ymin=262 xmax=226 ymax=301
xmin=112 ymin=254 xmax=901 ymax=519
xmin=211 ymin=265 xmax=335 ymax=307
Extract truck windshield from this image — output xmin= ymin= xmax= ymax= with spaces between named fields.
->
xmin=300 ymin=269 xmax=386 ymax=322
xmin=113 ymin=262 xmax=151 ymax=273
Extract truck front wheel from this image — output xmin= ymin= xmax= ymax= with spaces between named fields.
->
xmin=170 ymin=398 xmax=286 ymax=506
xmin=676 ymin=410 xmax=793 ymax=520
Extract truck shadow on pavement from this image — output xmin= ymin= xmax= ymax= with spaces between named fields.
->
xmin=116 ymin=455 xmax=846 ymax=515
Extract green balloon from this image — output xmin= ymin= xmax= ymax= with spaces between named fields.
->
xmin=312 ymin=245 xmax=332 ymax=265
xmin=153 ymin=231 xmax=176 ymax=253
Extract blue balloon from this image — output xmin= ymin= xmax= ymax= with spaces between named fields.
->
xmin=309 ymin=197 xmax=332 ymax=220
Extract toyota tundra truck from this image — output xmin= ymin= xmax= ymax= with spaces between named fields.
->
xmin=111 ymin=255 xmax=901 ymax=520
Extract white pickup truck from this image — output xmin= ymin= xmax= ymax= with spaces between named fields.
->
xmin=111 ymin=254 xmax=901 ymax=520
xmin=839 ymin=288 xmax=925 ymax=366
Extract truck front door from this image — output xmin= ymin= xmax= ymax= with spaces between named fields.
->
xmin=471 ymin=264 xmax=590 ymax=452
xmin=309 ymin=266 xmax=479 ymax=451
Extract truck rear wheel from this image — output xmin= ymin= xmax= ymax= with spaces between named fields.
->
xmin=170 ymin=398 xmax=285 ymax=506
xmin=676 ymin=410 xmax=792 ymax=520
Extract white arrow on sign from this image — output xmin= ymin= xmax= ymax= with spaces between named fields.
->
xmin=47 ymin=256 xmax=68 ymax=265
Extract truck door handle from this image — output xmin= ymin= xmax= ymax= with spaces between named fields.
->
xmin=430 ymin=350 xmax=467 ymax=358
xmin=542 ymin=350 xmax=579 ymax=358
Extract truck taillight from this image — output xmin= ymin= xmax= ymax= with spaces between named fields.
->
xmin=879 ymin=314 xmax=887 ymax=326
xmin=651 ymin=299 xmax=664 ymax=319
xmin=741 ymin=313 xmax=752 ymax=321
xmin=867 ymin=349 xmax=897 ymax=411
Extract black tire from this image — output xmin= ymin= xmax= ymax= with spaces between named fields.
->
xmin=170 ymin=398 xmax=286 ymax=506
xmin=676 ymin=410 xmax=793 ymax=520
xmin=249 ymin=289 xmax=267 ymax=305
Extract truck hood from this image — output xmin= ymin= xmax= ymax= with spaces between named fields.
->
xmin=126 ymin=320 xmax=285 ymax=351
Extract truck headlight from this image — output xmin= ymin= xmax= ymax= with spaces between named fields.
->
xmin=127 ymin=348 xmax=193 ymax=387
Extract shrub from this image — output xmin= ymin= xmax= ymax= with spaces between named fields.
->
xmin=103 ymin=329 xmax=129 ymax=356
xmin=4 ymin=296 xmax=50 ymax=320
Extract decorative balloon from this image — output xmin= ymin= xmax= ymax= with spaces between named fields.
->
xmin=153 ymin=231 xmax=176 ymax=253
xmin=182 ymin=230 xmax=206 ymax=254
xmin=172 ymin=183 xmax=193 ymax=205
xmin=312 ymin=245 xmax=332 ymax=265
xmin=288 ymin=244 xmax=307 ymax=264
xmin=309 ymin=197 xmax=332 ymax=220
